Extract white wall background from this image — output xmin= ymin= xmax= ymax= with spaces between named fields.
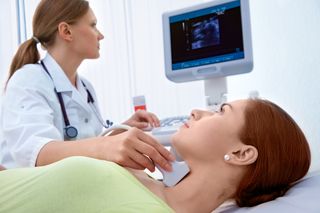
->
xmin=228 ymin=1 xmax=320 ymax=172
xmin=0 ymin=1 xmax=18 ymax=91
xmin=0 ymin=0 xmax=319 ymax=172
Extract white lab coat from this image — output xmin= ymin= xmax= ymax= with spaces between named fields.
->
xmin=0 ymin=54 xmax=103 ymax=168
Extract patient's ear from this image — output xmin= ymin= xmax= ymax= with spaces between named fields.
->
xmin=226 ymin=145 xmax=258 ymax=166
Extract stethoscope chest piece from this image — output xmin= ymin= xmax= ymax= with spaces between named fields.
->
xmin=65 ymin=125 xmax=78 ymax=139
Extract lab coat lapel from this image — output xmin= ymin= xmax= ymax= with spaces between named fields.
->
xmin=42 ymin=54 xmax=92 ymax=114
xmin=70 ymin=76 xmax=93 ymax=114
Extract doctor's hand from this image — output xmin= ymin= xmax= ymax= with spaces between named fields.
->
xmin=123 ymin=110 xmax=160 ymax=130
xmin=0 ymin=164 xmax=6 ymax=171
xmin=99 ymin=127 xmax=174 ymax=172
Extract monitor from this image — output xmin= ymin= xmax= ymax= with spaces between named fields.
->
xmin=162 ymin=0 xmax=253 ymax=83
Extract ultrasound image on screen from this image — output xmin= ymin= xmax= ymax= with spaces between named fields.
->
xmin=191 ymin=17 xmax=220 ymax=50
xmin=170 ymin=3 xmax=243 ymax=66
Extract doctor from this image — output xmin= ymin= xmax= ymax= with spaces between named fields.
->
xmin=0 ymin=0 xmax=174 ymax=172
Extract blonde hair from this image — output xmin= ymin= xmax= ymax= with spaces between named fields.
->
xmin=6 ymin=0 xmax=89 ymax=88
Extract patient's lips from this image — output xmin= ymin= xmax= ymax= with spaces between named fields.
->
xmin=183 ymin=122 xmax=190 ymax=128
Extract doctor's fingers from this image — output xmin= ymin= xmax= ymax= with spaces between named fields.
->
xmin=102 ymin=137 xmax=149 ymax=170
xmin=136 ymin=130 xmax=175 ymax=167
xmin=113 ymin=152 xmax=148 ymax=171
xmin=148 ymin=112 xmax=160 ymax=127
xmin=133 ymin=140 xmax=173 ymax=172
xmin=127 ymin=149 xmax=157 ymax=172
xmin=145 ymin=112 xmax=160 ymax=127
xmin=122 ymin=128 xmax=174 ymax=170
xmin=108 ymin=132 xmax=160 ymax=171
xmin=134 ymin=110 xmax=160 ymax=127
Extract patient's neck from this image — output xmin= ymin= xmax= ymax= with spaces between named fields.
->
xmin=164 ymin=163 xmax=240 ymax=213
xmin=127 ymin=162 xmax=242 ymax=212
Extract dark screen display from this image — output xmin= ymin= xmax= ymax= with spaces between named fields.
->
xmin=169 ymin=0 xmax=244 ymax=70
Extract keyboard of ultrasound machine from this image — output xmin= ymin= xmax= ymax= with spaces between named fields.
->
xmin=151 ymin=115 xmax=189 ymax=136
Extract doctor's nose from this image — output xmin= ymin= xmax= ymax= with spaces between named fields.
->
xmin=98 ymin=30 xmax=104 ymax=40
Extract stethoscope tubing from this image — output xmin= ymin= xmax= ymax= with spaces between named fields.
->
xmin=40 ymin=60 xmax=111 ymax=138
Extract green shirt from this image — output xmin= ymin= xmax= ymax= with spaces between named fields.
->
xmin=0 ymin=157 xmax=174 ymax=213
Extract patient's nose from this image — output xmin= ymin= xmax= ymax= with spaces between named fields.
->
xmin=190 ymin=109 xmax=200 ymax=120
xmin=190 ymin=109 xmax=212 ymax=120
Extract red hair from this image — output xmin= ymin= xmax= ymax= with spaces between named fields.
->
xmin=235 ymin=99 xmax=311 ymax=206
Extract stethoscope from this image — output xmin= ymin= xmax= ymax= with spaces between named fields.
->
xmin=40 ymin=61 xmax=113 ymax=139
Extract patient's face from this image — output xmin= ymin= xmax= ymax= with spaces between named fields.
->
xmin=172 ymin=100 xmax=247 ymax=162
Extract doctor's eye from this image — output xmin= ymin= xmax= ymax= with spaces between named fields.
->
xmin=91 ymin=22 xmax=97 ymax=28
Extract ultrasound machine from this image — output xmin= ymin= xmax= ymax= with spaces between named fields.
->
xmin=146 ymin=0 xmax=254 ymax=187
xmin=153 ymin=0 xmax=253 ymax=144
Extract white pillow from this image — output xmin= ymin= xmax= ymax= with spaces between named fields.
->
xmin=216 ymin=171 xmax=320 ymax=213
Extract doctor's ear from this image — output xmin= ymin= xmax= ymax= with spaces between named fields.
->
xmin=57 ymin=22 xmax=73 ymax=41
xmin=225 ymin=145 xmax=258 ymax=166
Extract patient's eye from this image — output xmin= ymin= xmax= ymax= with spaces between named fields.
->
xmin=217 ymin=104 xmax=226 ymax=114
xmin=220 ymin=106 xmax=225 ymax=114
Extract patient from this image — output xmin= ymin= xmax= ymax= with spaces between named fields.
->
xmin=0 ymin=98 xmax=311 ymax=213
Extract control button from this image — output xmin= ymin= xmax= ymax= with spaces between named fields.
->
xmin=197 ymin=66 xmax=218 ymax=74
